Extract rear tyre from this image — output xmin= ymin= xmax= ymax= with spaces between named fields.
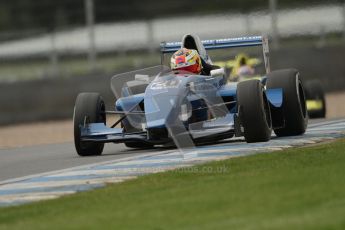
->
xmin=73 ymin=93 xmax=106 ymax=156
xmin=304 ymin=80 xmax=326 ymax=118
xmin=266 ymin=69 xmax=308 ymax=136
xmin=237 ymin=79 xmax=272 ymax=143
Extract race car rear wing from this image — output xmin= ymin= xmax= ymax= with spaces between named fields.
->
xmin=160 ymin=35 xmax=271 ymax=73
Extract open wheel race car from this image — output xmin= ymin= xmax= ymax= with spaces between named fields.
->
xmin=73 ymin=34 xmax=308 ymax=156
xmin=304 ymin=80 xmax=326 ymax=118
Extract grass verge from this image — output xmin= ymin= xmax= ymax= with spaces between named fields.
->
xmin=1 ymin=139 xmax=345 ymax=230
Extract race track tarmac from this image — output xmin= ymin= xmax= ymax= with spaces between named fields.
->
xmin=0 ymin=118 xmax=337 ymax=182
xmin=0 ymin=142 xmax=165 ymax=182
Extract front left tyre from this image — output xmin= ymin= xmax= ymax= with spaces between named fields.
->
xmin=73 ymin=92 xmax=106 ymax=156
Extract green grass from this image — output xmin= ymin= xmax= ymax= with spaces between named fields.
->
xmin=1 ymin=139 xmax=345 ymax=230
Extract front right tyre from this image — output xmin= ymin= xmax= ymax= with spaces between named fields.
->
xmin=266 ymin=69 xmax=308 ymax=136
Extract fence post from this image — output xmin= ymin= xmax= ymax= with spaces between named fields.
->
xmin=317 ymin=26 xmax=326 ymax=48
xmin=85 ymin=0 xmax=97 ymax=72
xmin=245 ymin=14 xmax=252 ymax=35
xmin=49 ymin=32 xmax=59 ymax=77
xmin=343 ymin=1 xmax=345 ymax=40
xmin=147 ymin=20 xmax=155 ymax=53
xmin=269 ymin=0 xmax=279 ymax=49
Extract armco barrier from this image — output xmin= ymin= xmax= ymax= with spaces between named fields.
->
xmin=0 ymin=74 xmax=115 ymax=125
xmin=270 ymin=45 xmax=345 ymax=92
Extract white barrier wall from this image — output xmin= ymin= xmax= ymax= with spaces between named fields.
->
xmin=0 ymin=4 xmax=344 ymax=58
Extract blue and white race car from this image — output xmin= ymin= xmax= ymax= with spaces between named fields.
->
xmin=73 ymin=34 xmax=308 ymax=156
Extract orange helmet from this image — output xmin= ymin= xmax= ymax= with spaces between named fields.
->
xmin=170 ymin=48 xmax=202 ymax=74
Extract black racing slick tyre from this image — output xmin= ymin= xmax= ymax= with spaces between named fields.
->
xmin=266 ymin=69 xmax=308 ymax=136
xmin=304 ymin=80 xmax=326 ymax=118
xmin=73 ymin=93 xmax=106 ymax=156
xmin=237 ymin=79 xmax=272 ymax=143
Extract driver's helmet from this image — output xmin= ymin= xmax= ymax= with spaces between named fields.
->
xmin=170 ymin=48 xmax=202 ymax=74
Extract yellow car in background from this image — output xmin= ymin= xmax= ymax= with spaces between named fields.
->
xmin=304 ymin=80 xmax=326 ymax=118
xmin=214 ymin=53 xmax=261 ymax=82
